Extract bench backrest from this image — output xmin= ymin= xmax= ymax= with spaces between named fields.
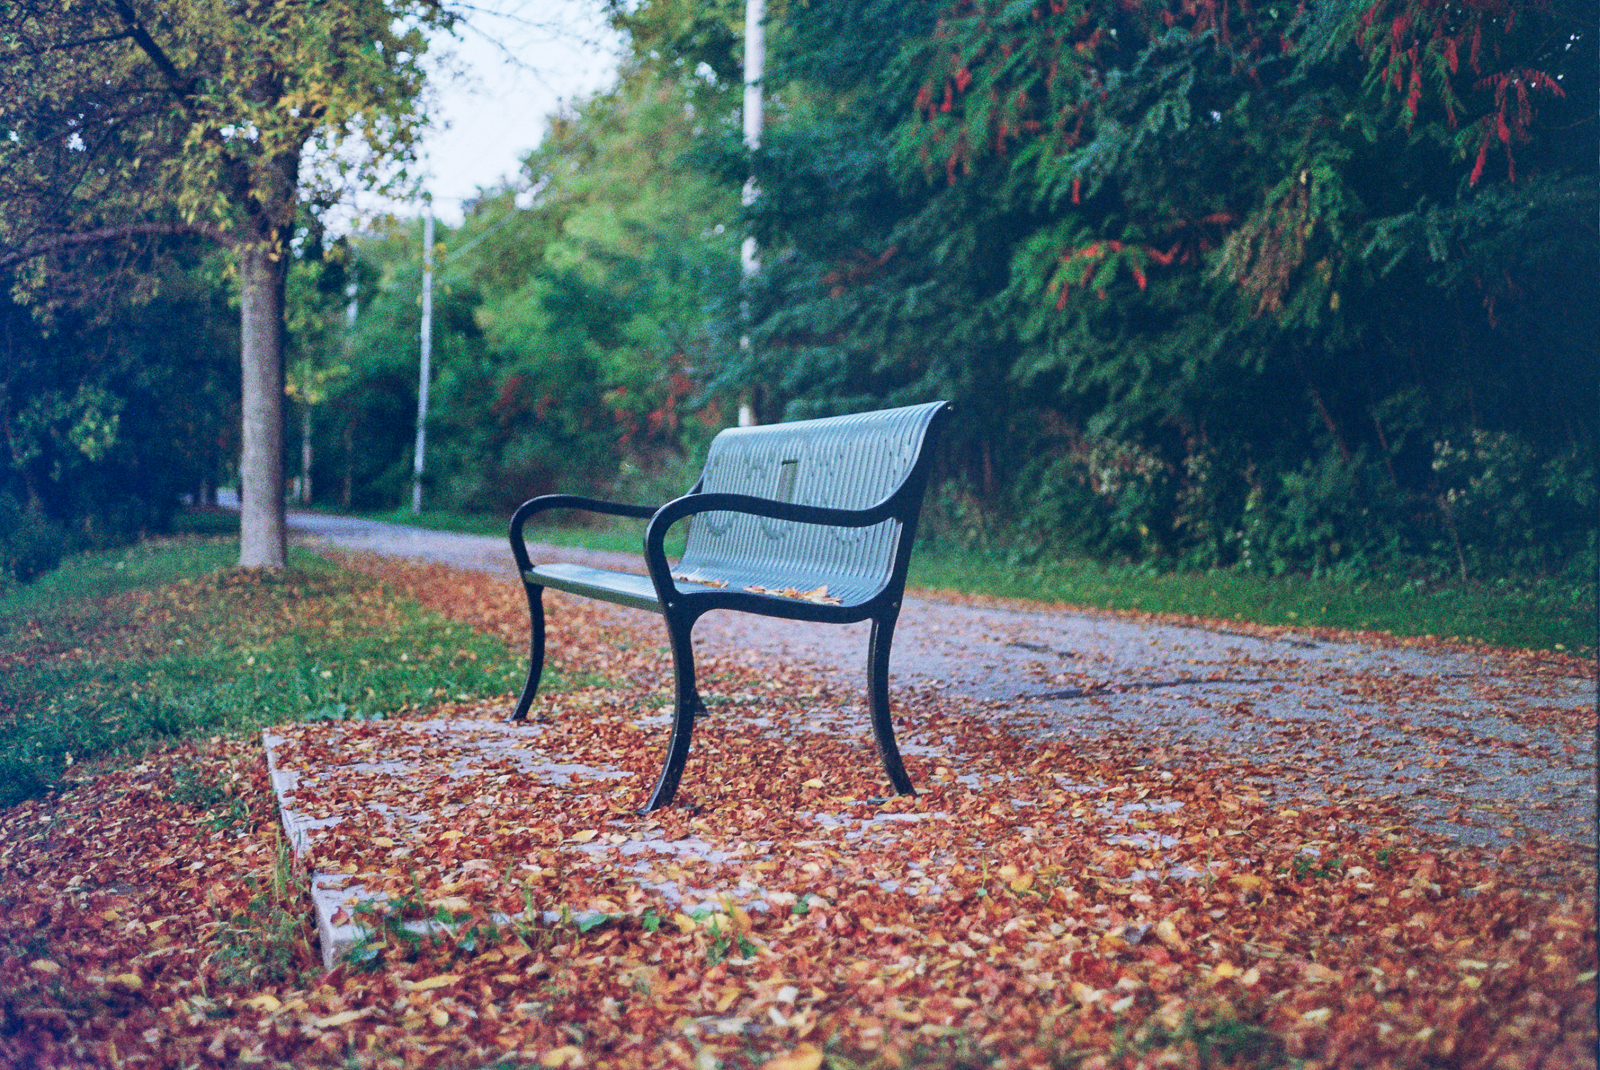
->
xmin=676 ymin=401 xmax=950 ymax=606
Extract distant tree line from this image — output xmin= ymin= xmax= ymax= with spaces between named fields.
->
xmin=3 ymin=0 xmax=1593 ymax=586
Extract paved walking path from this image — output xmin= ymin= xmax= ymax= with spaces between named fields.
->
xmin=284 ymin=507 xmax=1596 ymax=851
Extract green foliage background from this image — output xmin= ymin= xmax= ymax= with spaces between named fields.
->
xmin=3 ymin=0 xmax=1594 ymax=594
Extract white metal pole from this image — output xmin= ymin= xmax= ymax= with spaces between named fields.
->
xmin=411 ymin=203 xmax=433 ymax=514
xmin=738 ymin=0 xmax=764 ymax=428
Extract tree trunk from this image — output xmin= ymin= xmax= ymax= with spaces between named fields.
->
xmin=237 ymin=243 xmax=288 ymax=568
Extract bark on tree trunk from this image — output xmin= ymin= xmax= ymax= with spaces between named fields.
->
xmin=237 ymin=243 xmax=288 ymax=568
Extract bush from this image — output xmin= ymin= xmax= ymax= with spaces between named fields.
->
xmin=0 ymin=494 xmax=68 ymax=584
xmin=1433 ymin=433 xmax=1598 ymax=574
xmin=1238 ymin=452 xmax=1408 ymax=578
xmin=1009 ymin=437 xmax=1177 ymax=563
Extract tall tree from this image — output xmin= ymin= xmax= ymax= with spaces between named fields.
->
xmin=0 ymin=0 xmax=446 ymax=566
xmin=715 ymin=0 xmax=1594 ymax=572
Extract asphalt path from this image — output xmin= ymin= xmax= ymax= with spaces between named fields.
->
xmin=283 ymin=506 xmax=1597 ymax=853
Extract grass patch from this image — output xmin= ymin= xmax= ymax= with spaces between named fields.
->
xmin=0 ymin=540 xmax=531 ymax=809
xmin=205 ymin=835 xmax=315 ymax=990
xmin=0 ymin=537 xmax=240 ymax=616
xmin=169 ymin=506 xmax=241 ymax=538
xmin=908 ymin=547 xmax=1596 ymax=656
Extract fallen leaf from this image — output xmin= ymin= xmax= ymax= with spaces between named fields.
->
xmin=407 ymin=973 xmax=461 ymax=992
xmin=759 ymin=1044 xmax=824 ymax=1070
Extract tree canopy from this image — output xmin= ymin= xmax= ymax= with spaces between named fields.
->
xmin=0 ymin=0 xmax=446 ymax=566
xmin=2 ymin=0 xmax=1592 ymax=586
xmin=721 ymin=0 xmax=1596 ymax=575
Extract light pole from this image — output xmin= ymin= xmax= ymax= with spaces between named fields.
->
xmin=411 ymin=199 xmax=434 ymax=514
xmin=738 ymin=0 xmax=764 ymax=428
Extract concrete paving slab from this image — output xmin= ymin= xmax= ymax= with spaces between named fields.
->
xmin=263 ymin=704 xmax=1240 ymax=968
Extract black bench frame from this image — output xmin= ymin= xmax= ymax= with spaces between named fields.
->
xmin=508 ymin=401 xmax=952 ymax=812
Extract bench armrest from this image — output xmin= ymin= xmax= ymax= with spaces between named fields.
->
xmin=510 ymin=494 xmax=658 ymax=574
xmin=642 ymin=490 xmax=907 ymax=599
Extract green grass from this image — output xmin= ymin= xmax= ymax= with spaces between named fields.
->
xmin=0 ymin=539 xmax=554 ymax=809
xmin=908 ymin=547 xmax=1596 ymax=656
xmin=345 ymin=507 xmax=1594 ymax=656
xmin=0 ymin=536 xmax=240 ymax=614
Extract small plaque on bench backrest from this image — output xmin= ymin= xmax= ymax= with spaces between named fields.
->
xmin=774 ymin=458 xmax=799 ymax=502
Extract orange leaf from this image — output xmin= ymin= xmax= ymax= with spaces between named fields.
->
xmin=760 ymin=1045 xmax=824 ymax=1070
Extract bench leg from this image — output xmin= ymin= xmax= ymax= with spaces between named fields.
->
xmin=508 ymin=584 xmax=546 ymax=723
xmin=640 ymin=613 xmax=704 ymax=813
xmin=868 ymin=615 xmax=915 ymax=796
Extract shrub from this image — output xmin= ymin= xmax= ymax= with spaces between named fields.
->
xmin=0 ymin=494 xmax=68 ymax=584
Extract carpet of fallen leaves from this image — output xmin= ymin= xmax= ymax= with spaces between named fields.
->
xmin=0 ymin=553 xmax=1593 ymax=1070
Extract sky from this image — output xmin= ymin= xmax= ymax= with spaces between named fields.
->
xmin=411 ymin=3 xmax=624 ymax=224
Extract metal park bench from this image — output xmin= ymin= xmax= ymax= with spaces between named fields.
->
xmin=508 ymin=400 xmax=953 ymax=812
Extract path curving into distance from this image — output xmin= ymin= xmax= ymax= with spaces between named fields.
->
xmin=279 ymin=504 xmax=1596 ymax=853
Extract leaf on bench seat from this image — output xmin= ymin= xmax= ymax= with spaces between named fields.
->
xmin=743 ymin=583 xmax=843 ymax=605
xmin=672 ymin=574 xmax=729 ymax=588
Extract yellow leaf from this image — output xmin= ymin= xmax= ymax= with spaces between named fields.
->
xmin=1071 ymin=981 xmax=1104 ymax=1007
xmin=107 ymin=972 xmax=143 ymax=991
xmin=28 ymin=959 xmax=60 ymax=975
xmin=429 ymin=1006 xmax=450 ymax=1027
xmin=1229 ymin=874 xmax=1266 ymax=892
xmin=541 ymin=1045 xmax=582 ymax=1068
xmin=1211 ymin=961 xmax=1239 ymax=979
xmin=1154 ymin=916 xmax=1187 ymax=952
xmin=568 ymin=829 xmax=599 ymax=843
xmin=1300 ymin=1007 xmax=1332 ymax=1025
xmin=372 ymin=837 xmax=395 ymax=848
xmin=673 ymin=913 xmax=698 ymax=934
xmin=407 ymin=973 xmax=461 ymax=992
xmin=760 ymin=1044 xmax=824 ymax=1070
xmin=241 ymin=993 xmax=281 ymax=1012
xmin=432 ymin=896 xmax=471 ymax=913
xmin=438 ymin=829 xmax=464 ymax=840
xmin=313 ymin=1009 xmax=368 ymax=1028
xmin=715 ymin=987 xmax=741 ymax=1012
xmin=801 ymin=778 xmax=825 ymax=789
xmin=1008 ymin=872 xmax=1036 ymax=894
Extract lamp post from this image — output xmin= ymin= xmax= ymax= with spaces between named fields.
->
xmin=738 ymin=0 xmax=764 ymax=428
xmin=411 ymin=199 xmax=434 ymax=514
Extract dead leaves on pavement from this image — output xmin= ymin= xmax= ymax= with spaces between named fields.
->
xmin=0 ymin=553 xmax=1592 ymax=1069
